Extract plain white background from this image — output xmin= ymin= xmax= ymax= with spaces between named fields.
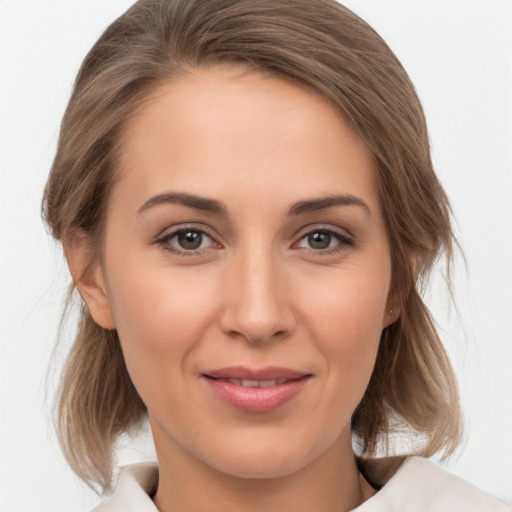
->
xmin=1 ymin=0 xmax=511 ymax=510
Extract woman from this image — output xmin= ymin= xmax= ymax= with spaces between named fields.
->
xmin=41 ymin=0 xmax=510 ymax=510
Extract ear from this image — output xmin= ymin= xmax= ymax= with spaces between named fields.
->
xmin=382 ymin=250 xmax=417 ymax=328
xmin=382 ymin=305 xmax=400 ymax=329
xmin=63 ymin=229 xmax=116 ymax=330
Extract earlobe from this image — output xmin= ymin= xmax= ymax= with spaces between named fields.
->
xmin=63 ymin=229 xmax=116 ymax=330
xmin=382 ymin=250 xmax=416 ymax=328
xmin=382 ymin=306 xmax=400 ymax=328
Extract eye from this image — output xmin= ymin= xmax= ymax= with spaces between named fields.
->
xmin=295 ymin=228 xmax=354 ymax=252
xmin=300 ymin=231 xmax=336 ymax=250
xmin=174 ymin=230 xmax=208 ymax=250
xmin=156 ymin=228 xmax=219 ymax=254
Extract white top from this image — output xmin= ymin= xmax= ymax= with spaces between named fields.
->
xmin=92 ymin=457 xmax=511 ymax=512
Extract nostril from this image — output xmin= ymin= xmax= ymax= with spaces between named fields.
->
xmin=225 ymin=327 xmax=292 ymax=345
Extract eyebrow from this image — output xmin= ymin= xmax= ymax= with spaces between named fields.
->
xmin=137 ymin=191 xmax=370 ymax=217
xmin=287 ymin=194 xmax=371 ymax=216
xmin=137 ymin=192 xmax=228 ymax=215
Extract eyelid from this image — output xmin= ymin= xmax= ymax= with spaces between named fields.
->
xmin=293 ymin=223 xmax=353 ymax=242
xmin=291 ymin=224 xmax=355 ymax=253
xmin=153 ymin=222 xmax=213 ymax=241
xmin=152 ymin=223 xmax=222 ymax=254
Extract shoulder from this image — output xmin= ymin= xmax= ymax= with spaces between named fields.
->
xmin=91 ymin=462 xmax=159 ymax=512
xmin=354 ymin=456 xmax=511 ymax=512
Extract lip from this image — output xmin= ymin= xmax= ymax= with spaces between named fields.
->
xmin=202 ymin=366 xmax=312 ymax=413
xmin=204 ymin=366 xmax=308 ymax=381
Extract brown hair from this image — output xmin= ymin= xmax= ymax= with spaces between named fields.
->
xmin=43 ymin=0 xmax=462 ymax=492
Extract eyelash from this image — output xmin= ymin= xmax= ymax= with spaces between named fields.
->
xmin=294 ymin=227 xmax=355 ymax=256
xmin=153 ymin=225 xmax=355 ymax=257
xmin=154 ymin=226 xmax=219 ymax=256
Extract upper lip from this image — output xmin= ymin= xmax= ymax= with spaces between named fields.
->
xmin=203 ymin=366 xmax=310 ymax=381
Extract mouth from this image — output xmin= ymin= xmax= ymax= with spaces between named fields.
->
xmin=207 ymin=377 xmax=292 ymax=388
xmin=202 ymin=366 xmax=312 ymax=413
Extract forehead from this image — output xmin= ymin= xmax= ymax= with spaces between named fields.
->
xmin=116 ymin=64 xmax=379 ymax=214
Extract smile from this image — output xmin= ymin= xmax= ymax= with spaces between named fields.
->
xmin=202 ymin=367 xmax=312 ymax=413
xmin=214 ymin=378 xmax=289 ymax=387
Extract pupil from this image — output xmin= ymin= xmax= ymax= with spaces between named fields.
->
xmin=308 ymin=231 xmax=331 ymax=249
xmin=178 ymin=231 xmax=202 ymax=250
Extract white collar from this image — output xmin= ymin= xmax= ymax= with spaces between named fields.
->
xmin=92 ymin=457 xmax=510 ymax=512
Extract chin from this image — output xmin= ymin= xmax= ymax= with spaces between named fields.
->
xmin=192 ymin=426 xmax=339 ymax=480
xmin=209 ymin=448 xmax=310 ymax=480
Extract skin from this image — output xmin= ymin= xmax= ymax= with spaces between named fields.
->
xmin=67 ymin=64 xmax=398 ymax=512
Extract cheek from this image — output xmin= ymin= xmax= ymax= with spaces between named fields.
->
xmin=319 ymin=297 xmax=383 ymax=390
xmin=104 ymin=257 xmax=220 ymax=395
xmin=301 ymin=265 xmax=389 ymax=346
xmin=298 ymin=265 xmax=389 ymax=399
xmin=107 ymin=251 xmax=217 ymax=336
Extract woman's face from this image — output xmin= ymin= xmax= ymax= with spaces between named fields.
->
xmin=84 ymin=65 xmax=394 ymax=478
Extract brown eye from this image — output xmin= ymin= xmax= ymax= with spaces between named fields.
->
xmin=296 ymin=228 xmax=354 ymax=253
xmin=157 ymin=228 xmax=218 ymax=254
xmin=177 ymin=231 xmax=203 ymax=250
xmin=307 ymin=231 xmax=332 ymax=249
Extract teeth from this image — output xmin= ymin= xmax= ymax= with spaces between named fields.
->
xmin=242 ymin=379 xmax=260 ymax=388
xmin=220 ymin=378 xmax=288 ymax=387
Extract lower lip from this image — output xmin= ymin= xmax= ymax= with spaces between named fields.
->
xmin=204 ymin=376 xmax=311 ymax=413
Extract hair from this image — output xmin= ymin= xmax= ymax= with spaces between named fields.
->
xmin=43 ymin=0 xmax=462 ymax=492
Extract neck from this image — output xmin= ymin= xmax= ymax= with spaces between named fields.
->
xmin=152 ymin=427 xmax=375 ymax=512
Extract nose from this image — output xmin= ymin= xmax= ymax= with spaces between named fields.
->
xmin=219 ymin=246 xmax=296 ymax=344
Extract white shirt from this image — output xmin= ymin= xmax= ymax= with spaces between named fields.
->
xmin=92 ymin=457 xmax=511 ymax=511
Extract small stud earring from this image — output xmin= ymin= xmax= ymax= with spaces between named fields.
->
xmin=389 ymin=309 xmax=394 ymax=315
